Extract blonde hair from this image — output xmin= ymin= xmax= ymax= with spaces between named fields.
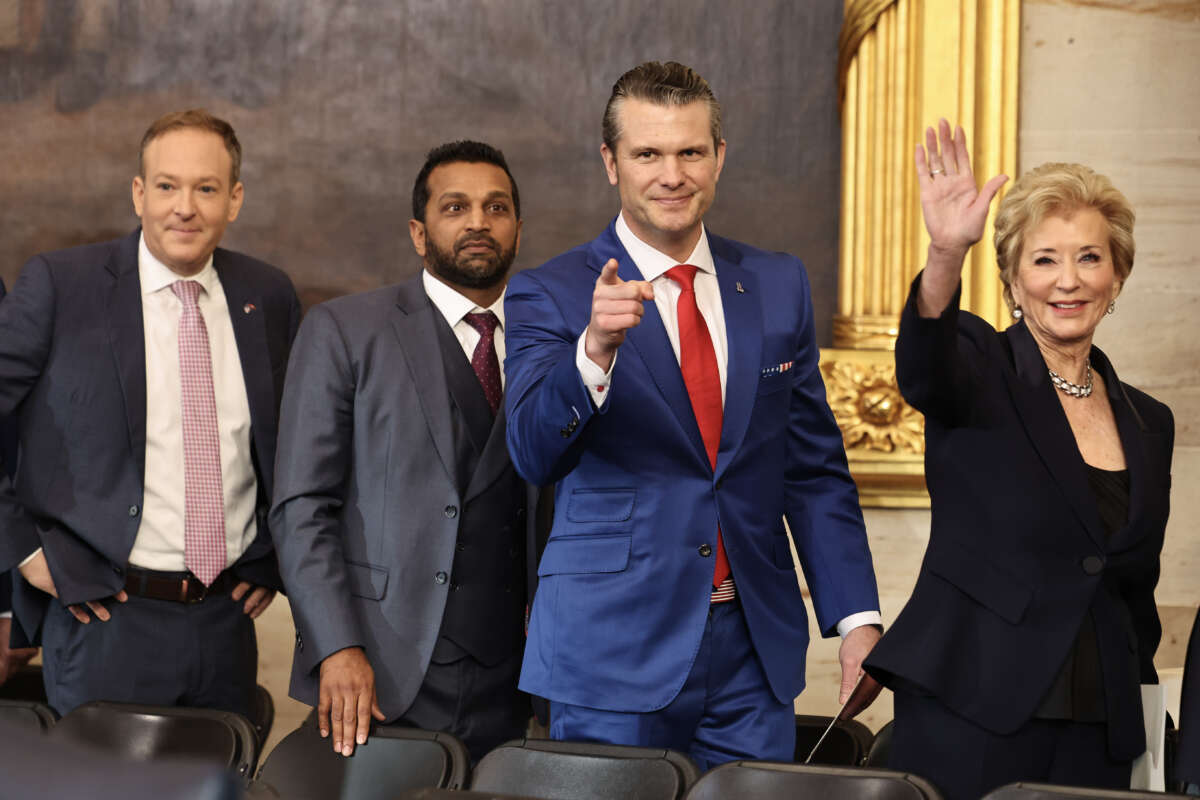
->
xmin=993 ymin=162 xmax=1134 ymax=311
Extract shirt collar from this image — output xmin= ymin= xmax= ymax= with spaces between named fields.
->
xmin=614 ymin=212 xmax=715 ymax=282
xmin=138 ymin=233 xmax=218 ymax=297
xmin=421 ymin=269 xmax=506 ymax=330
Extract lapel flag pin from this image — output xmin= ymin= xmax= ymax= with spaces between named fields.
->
xmin=243 ymin=303 xmax=256 ymax=314
xmin=736 ymin=282 xmax=745 ymax=294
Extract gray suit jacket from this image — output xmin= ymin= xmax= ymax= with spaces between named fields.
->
xmin=270 ymin=274 xmax=540 ymax=717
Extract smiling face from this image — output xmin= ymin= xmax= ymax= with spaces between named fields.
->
xmin=132 ymin=127 xmax=243 ymax=276
xmin=408 ymin=160 xmax=521 ymax=293
xmin=1011 ymin=207 xmax=1121 ymax=352
xmin=600 ymin=98 xmax=726 ymax=262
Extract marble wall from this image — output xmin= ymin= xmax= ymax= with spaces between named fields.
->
xmin=793 ymin=0 xmax=1200 ymax=733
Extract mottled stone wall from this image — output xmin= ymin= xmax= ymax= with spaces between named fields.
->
xmin=0 ymin=0 xmax=845 ymax=339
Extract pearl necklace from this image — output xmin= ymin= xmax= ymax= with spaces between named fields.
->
xmin=1048 ymin=359 xmax=1093 ymax=398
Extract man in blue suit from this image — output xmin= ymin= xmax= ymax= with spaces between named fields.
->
xmin=504 ymin=61 xmax=881 ymax=768
xmin=0 ymin=110 xmax=300 ymax=718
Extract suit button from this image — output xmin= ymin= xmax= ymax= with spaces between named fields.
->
xmin=1081 ymin=556 xmax=1104 ymax=575
xmin=567 ymin=419 xmax=578 ymax=433
xmin=560 ymin=427 xmax=571 ymax=438
xmin=444 ymin=505 xmax=458 ymax=518
xmin=295 ymin=632 xmax=304 ymax=651
xmin=516 ymin=508 xmax=526 ymax=520
xmin=457 ymin=543 xmax=466 ymax=552
xmin=698 ymin=543 xmax=713 ymax=557
xmin=435 ymin=571 xmax=448 ymax=585
xmin=128 ymin=505 xmax=140 ymax=517
xmin=449 ymin=583 xmax=459 ymax=591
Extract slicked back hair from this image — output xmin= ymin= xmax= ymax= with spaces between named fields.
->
xmin=139 ymin=109 xmax=242 ymax=186
xmin=602 ymin=61 xmax=722 ymax=154
xmin=412 ymin=140 xmax=520 ymax=223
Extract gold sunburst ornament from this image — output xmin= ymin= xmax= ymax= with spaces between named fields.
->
xmin=821 ymin=359 xmax=923 ymax=454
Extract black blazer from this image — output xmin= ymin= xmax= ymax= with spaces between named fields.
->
xmin=0 ymin=230 xmax=301 ymax=645
xmin=1177 ymin=608 xmax=1200 ymax=786
xmin=865 ymin=274 xmax=1173 ymax=762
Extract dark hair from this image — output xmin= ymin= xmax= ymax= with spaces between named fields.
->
xmin=602 ymin=61 xmax=722 ymax=153
xmin=411 ymin=140 xmax=520 ymax=222
xmin=139 ymin=109 xmax=242 ymax=185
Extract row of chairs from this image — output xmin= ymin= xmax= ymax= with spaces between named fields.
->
xmin=0 ymin=696 xmax=1188 ymax=799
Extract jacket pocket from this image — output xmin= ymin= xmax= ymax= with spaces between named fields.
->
xmin=345 ymin=560 xmax=388 ymax=600
xmin=537 ymin=534 xmax=631 ymax=577
xmin=924 ymin=539 xmax=1032 ymax=625
xmin=565 ymin=489 xmax=636 ymax=522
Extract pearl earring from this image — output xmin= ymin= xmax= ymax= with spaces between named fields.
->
xmin=1012 ymin=306 xmax=1023 ymax=320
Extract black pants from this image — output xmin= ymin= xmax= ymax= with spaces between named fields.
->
xmin=889 ymin=688 xmax=1131 ymax=800
xmin=41 ymin=591 xmax=257 ymax=719
xmin=392 ymin=644 xmax=528 ymax=764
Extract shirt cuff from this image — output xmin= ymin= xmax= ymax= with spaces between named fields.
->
xmin=0 ymin=612 xmax=10 ymax=619
xmin=837 ymin=610 xmax=883 ymax=637
xmin=17 ymin=548 xmax=41 ymax=570
xmin=576 ymin=332 xmax=616 ymax=408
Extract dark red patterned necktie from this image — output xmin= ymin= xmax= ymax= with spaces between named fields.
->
xmin=664 ymin=265 xmax=730 ymax=589
xmin=464 ymin=311 xmax=502 ymax=415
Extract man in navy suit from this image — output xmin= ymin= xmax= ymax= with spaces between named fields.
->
xmin=0 ymin=110 xmax=300 ymax=718
xmin=0 ymin=278 xmax=38 ymax=687
xmin=504 ymin=61 xmax=881 ymax=768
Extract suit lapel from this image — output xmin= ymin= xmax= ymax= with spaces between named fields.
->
xmin=1094 ymin=348 xmax=1149 ymax=552
xmin=464 ymin=408 xmax=512 ymax=504
xmin=214 ymin=253 xmax=275 ymax=486
xmin=711 ymin=241 xmax=761 ymax=479
xmin=1002 ymin=322 xmax=1107 ymax=550
xmin=392 ymin=276 xmax=459 ymax=490
xmin=587 ymin=224 xmax=710 ymax=471
xmin=105 ymin=231 xmax=147 ymax=480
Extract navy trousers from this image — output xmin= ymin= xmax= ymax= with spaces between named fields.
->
xmin=41 ymin=590 xmax=257 ymax=719
xmin=549 ymin=599 xmax=795 ymax=771
xmin=889 ymin=688 xmax=1132 ymax=800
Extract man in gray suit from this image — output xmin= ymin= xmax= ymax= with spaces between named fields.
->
xmin=271 ymin=141 xmax=533 ymax=762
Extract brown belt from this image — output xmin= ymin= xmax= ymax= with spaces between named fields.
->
xmin=123 ymin=566 xmax=236 ymax=604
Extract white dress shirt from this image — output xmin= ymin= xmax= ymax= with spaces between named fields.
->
xmin=129 ymin=235 xmax=258 ymax=572
xmin=423 ymin=270 xmax=506 ymax=384
xmin=574 ymin=212 xmax=881 ymax=637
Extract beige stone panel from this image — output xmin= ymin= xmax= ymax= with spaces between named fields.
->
xmin=792 ymin=508 xmax=930 ymax=732
xmin=254 ymin=598 xmax=310 ymax=758
xmin=0 ymin=3 xmax=17 ymax=48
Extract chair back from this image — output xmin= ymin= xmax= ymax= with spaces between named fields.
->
xmin=865 ymin=719 xmax=894 ymax=767
xmin=49 ymin=701 xmax=259 ymax=781
xmin=684 ymin=761 xmax=943 ymax=800
xmin=0 ymin=698 xmax=56 ymax=732
xmin=251 ymin=683 xmax=275 ymax=747
xmin=253 ymin=720 xmax=469 ymax=799
xmin=983 ymin=783 xmax=1191 ymax=799
xmin=794 ymin=713 xmax=875 ymax=765
xmin=470 ymin=738 xmax=700 ymax=800
xmin=397 ymin=790 xmax=541 ymax=799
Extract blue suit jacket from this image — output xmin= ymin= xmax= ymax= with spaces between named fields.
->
xmin=504 ymin=220 xmax=879 ymax=711
xmin=0 ymin=230 xmax=301 ymax=645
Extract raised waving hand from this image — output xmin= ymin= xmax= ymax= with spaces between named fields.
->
xmin=915 ymin=119 xmax=1008 ymax=317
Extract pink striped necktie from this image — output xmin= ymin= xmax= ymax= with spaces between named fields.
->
xmin=171 ymin=280 xmax=226 ymax=586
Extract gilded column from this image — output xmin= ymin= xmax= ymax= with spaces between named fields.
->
xmin=821 ymin=0 xmax=1020 ymax=506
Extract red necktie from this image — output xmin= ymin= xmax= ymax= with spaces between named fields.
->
xmin=464 ymin=311 xmax=502 ymax=416
xmin=171 ymin=280 xmax=226 ymax=586
xmin=665 ymin=265 xmax=730 ymax=589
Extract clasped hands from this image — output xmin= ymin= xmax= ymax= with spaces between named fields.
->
xmin=17 ymin=549 xmax=273 ymax=623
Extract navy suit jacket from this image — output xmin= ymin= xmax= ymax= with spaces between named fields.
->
xmin=0 ymin=230 xmax=300 ymax=645
xmin=0 ymin=279 xmax=15 ymax=616
xmin=504 ymin=220 xmax=879 ymax=711
xmin=866 ymin=274 xmax=1172 ymax=762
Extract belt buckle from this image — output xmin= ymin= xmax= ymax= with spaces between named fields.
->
xmin=179 ymin=577 xmax=208 ymax=604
